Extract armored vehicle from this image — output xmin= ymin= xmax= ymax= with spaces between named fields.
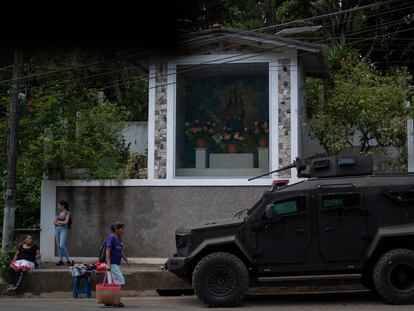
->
xmin=166 ymin=155 xmax=414 ymax=307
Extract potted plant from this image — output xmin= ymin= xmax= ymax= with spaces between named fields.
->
xmin=252 ymin=121 xmax=269 ymax=147
xmin=184 ymin=120 xmax=215 ymax=148
xmin=213 ymin=127 xmax=247 ymax=153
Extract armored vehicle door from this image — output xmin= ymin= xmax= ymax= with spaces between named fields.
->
xmin=254 ymin=195 xmax=311 ymax=265
xmin=317 ymin=190 xmax=368 ymax=262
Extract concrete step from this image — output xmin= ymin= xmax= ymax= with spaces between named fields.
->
xmin=1 ymin=263 xmax=366 ymax=297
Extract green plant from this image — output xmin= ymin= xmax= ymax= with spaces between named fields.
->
xmin=0 ymin=248 xmax=15 ymax=282
xmin=212 ymin=127 xmax=247 ymax=150
xmin=307 ymin=59 xmax=412 ymax=159
xmin=184 ymin=120 xmax=215 ymax=140
xmin=251 ymin=121 xmax=269 ymax=139
xmin=125 ymin=152 xmax=147 ymax=179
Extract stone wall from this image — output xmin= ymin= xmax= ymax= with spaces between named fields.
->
xmin=55 ymin=186 xmax=268 ymax=258
xmin=278 ymin=59 xmax=291 ymax=178
xmin=154 ymin=64 xmax=168 ymax=179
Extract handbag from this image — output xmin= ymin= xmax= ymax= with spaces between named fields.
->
xmin=96 ymin=271 xmax=121 ymax=305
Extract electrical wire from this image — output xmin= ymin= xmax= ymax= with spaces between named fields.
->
xmin=16 ymin=19 xmax=413 ymax=97
xmin=181 ymin=0 xmax=406 ymax=46
xmin=29 ymin=13 xmax=412 ymax=94
xmin=0 ymin=2 xmax=411 ymax=94
xmin=0 ymin=0 xmax=407 ymax=86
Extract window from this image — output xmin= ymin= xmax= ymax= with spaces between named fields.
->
xmin=385 ymin=190 xmax=414 ymax=203
xmin=273 ymin=200 xmax=298 ymax=215
xmin=175 ymin=63 xmax=269 ymax=178
xmin=322 ymin=193 xmax=360 ymax=209
xmin=270 ymin=197 xmax=305 ymax=216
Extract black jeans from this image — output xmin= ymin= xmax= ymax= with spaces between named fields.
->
xmin=7 ymin=267 xmax=25 ymax=287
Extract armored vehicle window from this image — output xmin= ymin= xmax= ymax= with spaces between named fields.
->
xmin=322 ymin=193 xmax=360 ymax=209
xmin=385 ymin=190 xmax=414 ymax=203
xmin=271 ymin=197 xmax=305 ymax=216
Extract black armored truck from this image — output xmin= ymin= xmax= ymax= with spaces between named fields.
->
xmin=166 ymin=155 xmax=414 ymax=307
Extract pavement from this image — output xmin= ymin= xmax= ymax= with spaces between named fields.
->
xmin=1 ymin=291 xmax=413 ymax=311
xmin=0 ymin=262 xmax=373 ymax=299
xmin=0 ymin=263 xmax=191 ymax=296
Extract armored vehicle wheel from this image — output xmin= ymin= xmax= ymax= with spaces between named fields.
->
xmin=192 ymin=252 xmax=249 ymax=307
xmin=373 ymin=249 xmax=414 ymax=304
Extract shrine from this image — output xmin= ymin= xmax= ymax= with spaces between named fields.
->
xmin=147 ymin=27 xmax=327 ymax=185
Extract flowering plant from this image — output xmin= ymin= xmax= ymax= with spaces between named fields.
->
xmin=184 ymin=120 xmax=215 ymax=140
xmin=212 ymin=127 xmax=247 ymax=148
xmin=251 ymin=121 xmax=269 ymax=138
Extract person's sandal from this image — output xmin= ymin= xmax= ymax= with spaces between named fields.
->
xmin=6 ymin=285 xmax=15 ymax=293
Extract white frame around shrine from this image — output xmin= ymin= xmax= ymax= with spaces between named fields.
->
xmin=147 ymin=51 xmax=300 ymax=186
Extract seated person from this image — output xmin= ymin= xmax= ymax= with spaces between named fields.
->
xmin=6 ymin=234 xmax=40 ymax=293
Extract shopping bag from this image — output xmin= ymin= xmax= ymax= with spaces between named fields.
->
xmin=10 ymin=259 xmax=34 ymax=272
xmin=96 ymin=271 xmax=121 ymax=305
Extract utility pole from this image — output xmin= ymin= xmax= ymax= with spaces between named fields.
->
xmin=2 ymin=48 xmax=23 ymax=250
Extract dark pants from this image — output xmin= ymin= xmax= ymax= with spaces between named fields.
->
xmin=7 ymin=267 xmax=25 ymax=287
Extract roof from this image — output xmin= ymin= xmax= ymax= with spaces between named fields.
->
xmin=174 ymin=27 xmax=328 ymax=78
xmin=276 ymin=174 xmax=414 ymax=194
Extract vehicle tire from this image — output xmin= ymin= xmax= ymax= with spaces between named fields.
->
xmin=373 ymin=248 xmax=414 ymax=304
xmin=192 ymin=252 xmax=249 ymax=307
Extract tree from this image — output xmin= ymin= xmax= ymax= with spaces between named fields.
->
xmin=0 ymin=49 xmax=147 ymax=230
xmin=307 ymin=56 xmax=412 ymax=167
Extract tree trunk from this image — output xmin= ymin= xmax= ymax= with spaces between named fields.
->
xmin=2 ymin=48 xmax=23 ymax=250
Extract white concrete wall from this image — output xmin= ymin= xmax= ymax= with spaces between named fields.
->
xmin=122 ymin=122 xmax=148 ymax=153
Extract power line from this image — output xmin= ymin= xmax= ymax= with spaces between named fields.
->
xmin=182 ymin=0 xmax=405 ymax=46
xmin=145 ymin=16 xmax=409 ymax=81
xmin=19 ymin=17 xmax=413 ymax=97
xmin=142 ymin=25 xmax=414 ymax=91
xmin=0 ymin=49 xmax=152 ymax=86
xmin=1 ymin=2 xmax=410 ymax=94
xmin=0 ymin=0 xmax=406 ymax=86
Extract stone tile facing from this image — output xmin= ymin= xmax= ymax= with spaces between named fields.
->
xmin=154 ymin=63 xmax=168 ymax=179
xmin=278 ymin=59 xmax=291 ymax=178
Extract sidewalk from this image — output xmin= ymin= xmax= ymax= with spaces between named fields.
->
xmin=1 ymin=262 xmax=190 ymax=297
xmin=0 ymin=262 xmax=366 ymax=298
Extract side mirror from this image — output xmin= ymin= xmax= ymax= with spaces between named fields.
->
xmin=265 ymin=204 xmax=278 ymax=220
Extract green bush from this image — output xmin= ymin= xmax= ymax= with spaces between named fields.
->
xmin=0 ymin=249 xmax=15 ymax=282
xmin=125 ymin=152 xmax=147 ymax=179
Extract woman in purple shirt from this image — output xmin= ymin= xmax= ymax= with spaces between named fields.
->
xmin=104 ymin=222 xmax=129 ymax=307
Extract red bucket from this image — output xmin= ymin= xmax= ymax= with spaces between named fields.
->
xmin=96 ymin=272 xmax=121 ymax=305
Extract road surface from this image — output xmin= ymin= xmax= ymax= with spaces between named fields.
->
xmin=0 ymin=291 xmax=413 ymax=311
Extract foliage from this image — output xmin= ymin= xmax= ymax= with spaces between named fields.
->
xmin=118 ymin=79 xmax=148 ymax=121
xmin=0 ymin=249 xmax=14 ymax=281
xmin=307 ymin=59 xmax=413 ymax=158
xmin=276 ymin=0 xmax=310 ymax=24
xmin=184 ymin=120 xmax=216 ymax=140
xmin=180 ymin=0 xmax=414 ymax=74
xmin=212 ymin=127 xmax=247 ymax=150
xmin=125 ymin=152 xmax=147 ymax=179
xmin=19 ymin=90 xmax=129 ymax=180
xmin=250 ymin=121 xmax=269 ymax=139
xmin=0 ymin=49 xmax=148 ymax=230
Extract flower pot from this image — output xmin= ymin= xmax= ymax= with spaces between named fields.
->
xmin=258 ymin=137 xmax=269 ymax=147
xmin=196 ymin=138 xmax=207 ymax=148
xmin=227 ymin=144 xmax=238 ymax=153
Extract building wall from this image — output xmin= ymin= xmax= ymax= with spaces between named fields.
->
xmin=122 ymin=122 xmax=148 ymax=153
xmin=45 ymin=185 xmax=268 ymax=259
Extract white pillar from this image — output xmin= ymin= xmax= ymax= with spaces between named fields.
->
xmin=40 ymin=180 xmax=57 ymax=261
